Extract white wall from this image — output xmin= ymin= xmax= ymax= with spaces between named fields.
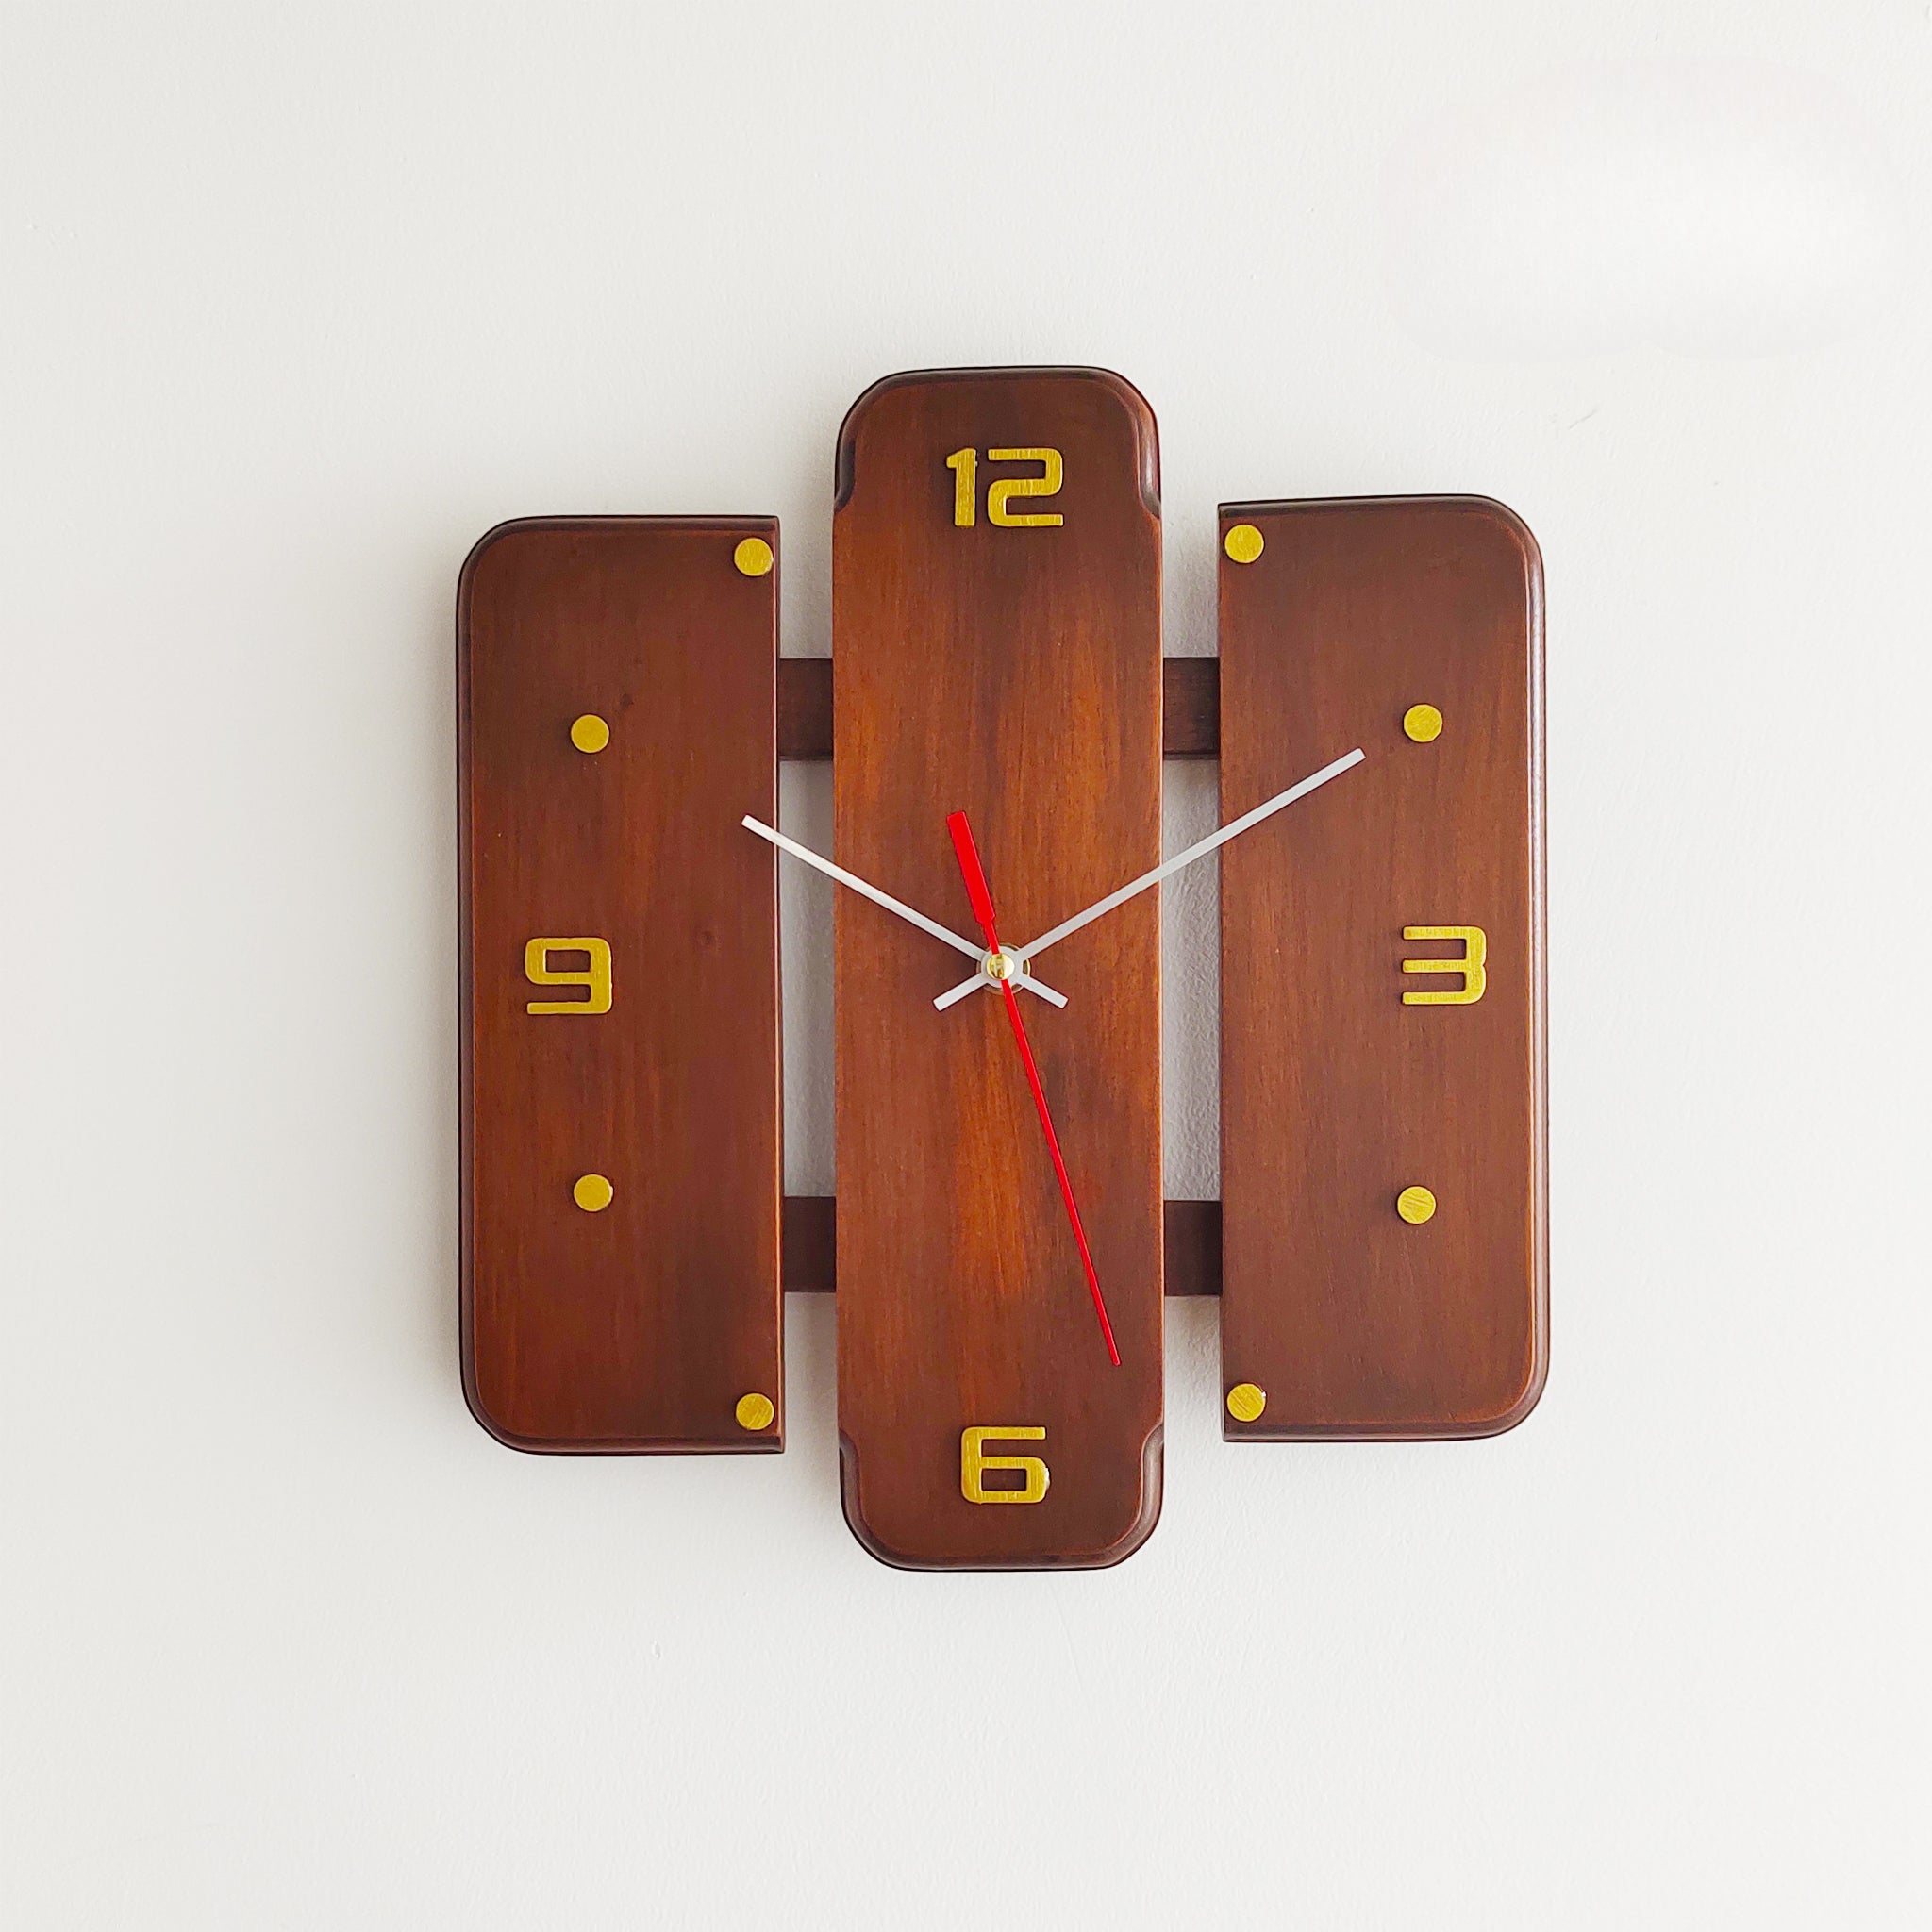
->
xmin=4 ymin=5 xmax=1926 ymax=1925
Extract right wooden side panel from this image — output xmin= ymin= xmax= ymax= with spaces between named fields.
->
xmin=1218 ymin=498 xmax=1547 ymax=1440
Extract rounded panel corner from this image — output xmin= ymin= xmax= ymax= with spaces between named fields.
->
xmin=460 ymin=1366 xmax=561 ymax=1456
xmin=1452 ymin=495 xmax=1544 ymax=595
xmin=1092 ymin=1421 xmax=1165 ymax=1568
xmin=833 ymin=371 xmax=925 ymax=511
xmin=1463 ymin=1342 xmax=1550 ymax=1440
xmin=1074 ymin=366 xmax=1161 ymax=516
xmin=836 ymin=1430 xmax=925 ymax=1572
xmin=457 ymin=516 xmax=546 ymax=608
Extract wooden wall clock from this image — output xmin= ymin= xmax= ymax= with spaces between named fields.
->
xmin=457 ymin=366 xmax=1547 ymax=1570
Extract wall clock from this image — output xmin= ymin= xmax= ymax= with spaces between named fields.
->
xmin=457 ymin=365 xmax=1547 ymax=1571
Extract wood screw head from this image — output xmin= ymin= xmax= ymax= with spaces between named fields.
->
xmin=1396 ymin=1185 xmax=1437 ymax=1224
xmin=1226 ymin=1382 xmax=1268 ymax=1423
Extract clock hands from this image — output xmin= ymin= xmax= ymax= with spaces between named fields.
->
xmin=746 ymin=748 xmax=1359 ymax=1028
xmin=741 ymin=816 xmax=1068 ymax=1008
xmin=946 ymin=810 xmax=1121 ymax=1368
xmin=930 ymin=746 xmax=1365 ymax=1011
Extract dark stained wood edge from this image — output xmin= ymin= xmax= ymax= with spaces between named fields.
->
xmin=776 ymin=656 xmax=1216 ymax=759
xmin=781 ymin=1195 xmax=1220 ymax=1294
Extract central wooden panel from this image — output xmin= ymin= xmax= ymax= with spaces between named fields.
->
xmin=833 ymin=368 xmax=1164 ymax=1569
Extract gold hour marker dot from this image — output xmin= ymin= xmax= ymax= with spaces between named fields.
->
xmin=570 ymin=713 xmax=610 ymax=753
xmin=1403 ymin=703 xmax=1443 ymax=743
xmin=1225 ymin=1381 xmax=1268 ymax=1424
xmin=572 ymin=1174 xmax=614 ymax=1212
xmin=732 ymin=536 xmax=774 ymax=577
xmin=735 ymin=1391 xmax=775 ymax=1431
xmin=1396 ymin=1185 xmax=1437 ymax=1225
xmin=1224 ymin=523 xmax=1265 ymax=565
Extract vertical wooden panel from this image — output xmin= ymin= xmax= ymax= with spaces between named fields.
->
xmin=458 ymin=517 xmax=782 ymax=1452
xmin=833 ymin=369 xmax=1164 ymax=1568
xmin=1218 ymin=498 xmax=1547 ymax=1439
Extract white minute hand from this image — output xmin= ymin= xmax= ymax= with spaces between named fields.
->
xmin=929 ymin=747 xmax=1365 ymax=1011
xmin=741 ymin=817 xmax=1068 ymax=1007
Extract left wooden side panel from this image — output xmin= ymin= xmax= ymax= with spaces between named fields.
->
xmin=458 ymin=517 xmax=782 ymax=1452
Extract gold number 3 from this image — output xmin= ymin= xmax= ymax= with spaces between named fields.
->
xmin=525 ymin=937 xmax=612 ymax=1014
xmin=1401 ymin=925 xmax=1486 ymax=1005
xmin=960 ymin=1425 xmax=1050 ymax=1504
xmin=945 ymin=448 xmax=1064 ymax=528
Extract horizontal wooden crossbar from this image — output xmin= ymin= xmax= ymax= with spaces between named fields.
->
xmin=781 ymin=1195 xmax=1221 ymax=1295
xmin=778 ymin=657 xmax=1220 ymax=760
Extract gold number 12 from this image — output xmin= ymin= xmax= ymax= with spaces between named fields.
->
xmin=945 ymin=448 xmax=1064 ymax=528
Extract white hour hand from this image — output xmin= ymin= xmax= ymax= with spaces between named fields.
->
xmin=741 ymin=817 xmax=1069 ymax=1008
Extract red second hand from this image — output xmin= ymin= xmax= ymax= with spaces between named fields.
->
xmin=946 ymin=811 xmax=1121 ymax=1367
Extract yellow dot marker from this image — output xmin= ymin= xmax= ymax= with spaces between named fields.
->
xmin=570 ymin=713 xmax=610 ymax=753
xmin=1403 ymin=703 xmax=1443 ymax=743
xmin=1224 ymin=523 xmax=1265 ymax=565
xmin=1396 ymin=1185 xmax=1437 ymax=1225
xmin=572 ymin=1174 xmax=613 ymax=1212
xmin=1226 ymin=1381 xmax=1268 ymax=1424
xmin=735 ymin=1391 xmax=775 ymax=1432
xmin=733 ymin=536 xmax=774 ymax=577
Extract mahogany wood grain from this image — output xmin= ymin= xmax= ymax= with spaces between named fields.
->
xmin=1161 ymin=1199 xmax=1223 ymax=1298
xmin=1218 ymin=498 xmax=1547 ymax=1439
xmin=833 ymin=369 xmax=1165 ymax=1569
xmin=781 ymin=1194 xmax=837 ymax=1293
xmin=775 ymin=655 xmax=1216 ymax=759
xmin=1160 ymin=657 xmax=1220 ymax=758
xmin=782 ymin=1195 xmax=1222 ymax=1295
xmin=458 ymin=517 xmax=782 ymax=1452
xmin=777 ymin=658 xmax=834 ymax=761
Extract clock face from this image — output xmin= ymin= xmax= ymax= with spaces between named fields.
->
xmin=453 ymin=371 xmax=1548 ymax=1568
xmin=831 ymin=369 xmax=1165 ymax=1570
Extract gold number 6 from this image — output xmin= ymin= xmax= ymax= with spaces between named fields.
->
xmin=525 ymin=937 xmax=612 ymax=1014
xmin=960 ymin=1425 xmax=1050 ymax=1504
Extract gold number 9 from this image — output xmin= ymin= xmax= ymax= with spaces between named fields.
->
xmin=960 ymin=1425 xmax=1050 ymax=1504
xmin=525 ymin=937 xmax=612 ymax=1014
